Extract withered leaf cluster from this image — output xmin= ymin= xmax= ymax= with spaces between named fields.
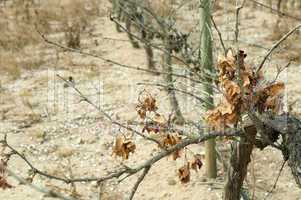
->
xmin=0 ymin=159 xmax=12 ymax=189
xmin=178 ymin=154 xmax=203 ymax=183
xmin=178 ymin=163 xmax=190 ymax=183
xmin=206 ymin=50 xmax=285 ymax=130
xmin=142 ymin=114 xmax=167 ymax=134
xmin=254 ymin=82 xmax=285 ymax=113
xmin=136 ymin=92 xmax=158 ymax=119
xmin=136 ymin=92 xmax=184 ymax=160
xmin=190 ymin=154 xmax=203 ymax=171
xmin=160 ymin=132 xmax=182 ymax=160
xmin=112 ymin=135 xmax=136 ymax=160
xmin=135 ymin=91 xmax=187 ymax=161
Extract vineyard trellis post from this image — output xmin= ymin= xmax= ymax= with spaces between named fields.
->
xmin=199 ymin=0 xmax=217 ymax=178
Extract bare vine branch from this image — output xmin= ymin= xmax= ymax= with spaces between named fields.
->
xmin=250 ymin=0 xmax=301 ymax=22
xmin=211 ymin=15 xmax=227 ymax=56
xmin=256 ymin=24 xmax=301 ymax=74
xmin=263 ymin=160 xmax=287 ymax=200
xmin=128 ymin=166 xmax=151 ymax=200
xmin=137 ymin=82 xmax=211 ymax=105
xmin=35 ymin=28 xmax=202 ymax=85
xmin=6 ymin=169 xmax=76 ymax=200
xmin=56 ymin=74 xmax=161 ymax=145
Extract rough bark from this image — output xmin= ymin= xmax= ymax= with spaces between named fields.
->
xmin=266 ymin=114 xmax=301 ymax=188
xmin=224 ymin=114 xmax=301 ymax=200
xmin=285 ymin=118 xmax=301 ymax=188
xmin=224 ymin=125 xmax=257 ymax=200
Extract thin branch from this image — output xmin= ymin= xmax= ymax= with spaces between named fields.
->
xmin=249 ymin=0 xmax=301 ymax=22
xmin=35 ymin=28 xmax=202 ymax=85
xmin=6 ymin=169 xmax=76 ymax=200
xmin=263 ymin=160 xmax=286 ymax=200
xmin=111 ymin=0 xmax=198 ymax=70
xmin=256 ymin=24 xmax=301 ymax=74
xmin=102 ymin=36 xmax=130 ymax=42
xmin=271 ymin=62 xmax=290 ymax=84
xmin=211 ymin=15 xmax=227 ymax=56
xmin=234 ymin=0 xmax=246 ymax=96
xmin=3 ymin=139 xmax=75 ymax=184
xmin=56 ymin=74 xmax=161 ymax=146
xmin=137 ymin=82 xmax=213 ymax=106
xmin=235 ymin=0 xmax=246 ymax=44
xmin=0 ymin=127 xmax=242 ymax=185
xmin=128 ymin=166 xmax=151 ymax=200
xmin=109 ymin=15 xmax=200 ymax=78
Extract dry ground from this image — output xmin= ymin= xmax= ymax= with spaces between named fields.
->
xmin=0 ymin=0 xmax=301 ymax=200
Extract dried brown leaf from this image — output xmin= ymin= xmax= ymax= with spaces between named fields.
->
xmin=112 ymin=135 xmax=136 ymax=160
xmin=223 ymin=80 xmax=241 ymax=101
xmin=153 ymin=114 xmax=166 ymax=125
xmin=178 ymin=164 xmax=190 ymax=183
xmin=136 ymin=92 xmax=158 ymax=119
xmin=160 ymin=133 xmax=182 ymax=160
xmin=137 ymin=108 xmax=146 ymax=119
xmin=161 ymin=133 xmax=181 ymax=147
xmin=0 ymin=177 xmax=12 ymax=189
xmin=265 ymin=82 xmax=285 ymax=96
xmin=217 ymin=99 xmax=235 ymax=115
xmin=190 ymin=154 xmax=203 ymax=171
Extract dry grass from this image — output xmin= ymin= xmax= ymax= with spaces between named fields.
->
xmin=35 ymin=0 xmax=104 ymax=48
xmin=0 ymin=0 xmax=105 ymax=76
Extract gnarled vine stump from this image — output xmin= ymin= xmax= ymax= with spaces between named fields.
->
xmin=224 ymin=114 xmax=301 ymax=200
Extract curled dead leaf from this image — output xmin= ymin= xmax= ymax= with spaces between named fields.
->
xmin=206 ymin=109 xmax=223 ymax=130
xmin=161 ymin=133 xmax=181 ymax=147
xmin=153 ymin=114 xmax=166 ymax=125
xmin=136 ymin=92 xmax=158 ymax=119
xmin=206 ymin=98 xmax=239 ymax=130
xmin=223 ymin=80 xmax=241 ymax=102
xmin=217 ymin=51 xmax=236 ymax=80
xmin=0 ymin=176 xmax=12 ymax=189
xmin=217 ymin=99 xmax=235 ymax=115
xmin=224 ymin=112 xmax=239 ymax=128
xmin=0 ymin=160 xmax=12 ymax=190
xmin=190 ymin=154 xmax=203 ymax=171
xmin=255 ymin=82 xmax=285 ymax=113
xmin=112 ymin=135 xmax=136 ymax=160
xmin=264 ymin=82 xmax=285 ymax=96
xmin=144 ymin=96 xmax=157 ymax=112
xmin=178 ymin=163 xmax=190 ymax=183
xmin=137 ymin=108 xmax=146 ymax=119
xmin=160 ymin=133 xmax=182 ymax=160
xmin=208 ymin=50 xmax=285 ymax=129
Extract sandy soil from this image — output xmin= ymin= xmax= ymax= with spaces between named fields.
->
xmin=0 ymin=1 xmax=301 ymax=200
